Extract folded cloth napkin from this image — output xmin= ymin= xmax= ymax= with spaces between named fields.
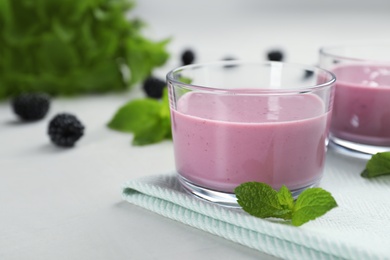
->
xmin=122 ymin=152 xmax=390 ymax=260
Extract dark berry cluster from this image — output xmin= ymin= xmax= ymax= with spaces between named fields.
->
xmin=12 ymin=93 xmax=50 ymax=121
xmin=142 ymin=47 xmax=295 ymax=99
xmin=48 ymin=113 xmax=85 ymax=147
xmin=11 ymin=92 xmax=85 ymax=148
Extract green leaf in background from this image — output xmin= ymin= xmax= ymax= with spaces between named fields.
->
xmin=361 ymin=152 xmax=390 ymax=178
xmin=0 ymin=0 xmax=169 ymax=99
xmin=126 ymin=37 xmax=171 ymax=86
xmin=108 ymin=99 xmax=161 ymax=133
xmin=107 ymin=88 xmax=171 ymax=145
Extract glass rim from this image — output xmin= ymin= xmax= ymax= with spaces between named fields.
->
xmin=166 ymin=60 xmax=336 ymax=94
xmin=320 ymin=43 xmax=390 ymax=63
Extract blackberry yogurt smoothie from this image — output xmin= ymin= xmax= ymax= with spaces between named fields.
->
xmin=320 ymin=44 xmax=390 ymax=154
xmin=167 ymin=61 xmax=335 ymax=204
xmin=330 ymin=64 xmax=390 ymax=146
xmin=171 ymin=92 xmax=330 ymax=193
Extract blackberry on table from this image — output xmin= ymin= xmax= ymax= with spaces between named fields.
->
xmin=181 ymin=49 xmax=195 ymax=65
xmin=12 ymin=92 xmax=50 ymax=121
xmin=266 ymin=49 xmax=284 ymax=62
xmin=142 ymin=76 xmax=166 ymax=99
xmin=48 ymin=113 xmax=85 ymax=147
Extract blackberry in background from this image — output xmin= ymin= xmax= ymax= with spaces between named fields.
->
xmin=266 ymin=49 xmax=284 ymax=62
xmin=303 ymin=64 xmax=319 ymax=79
xmin=142 ymin=76 xmax=166 ymax=99
xmin=181 ymin=49 xmax=195 ymax=65
xmin=48 ymin=113 xmax=85 ymax=147
xmin=12 ymin=92 xmax=50 ymax=121
xmin=304 ymin=69 xmax=314 ymax=79
xmin=222 ymin=56 xmax=238 ymax=68
xmin=222 ymin=56 xmax=236 ymax=61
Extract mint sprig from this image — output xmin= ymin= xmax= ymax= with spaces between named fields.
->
xmin=0 ymin=0 xmax=169 ymax=99
xmin=107 ymin=88 xmax=171 ymax=145
xmin=235 ymin=182 xmax=337 ymax=226
xmin=361 ymin=152 xmax=390 ymax=178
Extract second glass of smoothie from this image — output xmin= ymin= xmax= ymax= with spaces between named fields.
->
xmin=320 ymin=44 xmax=390 ymax=156
xmin=167 ymin=61 xmax=335 ymax=206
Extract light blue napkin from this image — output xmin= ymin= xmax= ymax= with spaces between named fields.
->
xmin=122 ymin=153 xmax=390 ymax=260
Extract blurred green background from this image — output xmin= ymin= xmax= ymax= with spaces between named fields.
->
xmin=0 ymin=0 xmax=169 ymax=99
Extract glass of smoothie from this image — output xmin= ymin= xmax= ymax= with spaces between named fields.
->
xmin=167 ymin=61 xmax=335 ymax=206
xmin=320 ymin=45 xmax=390 ymax=155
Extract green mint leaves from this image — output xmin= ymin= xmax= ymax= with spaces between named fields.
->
xmin=235 ymin=182 xmax=337 ymax=226
xmin=0 ymin=0 xmax=169 ymax=99
xmin=107 ymin=88 xmax=171 ymax=145
xmin=361 ymin=152 xmax=390 ymax=178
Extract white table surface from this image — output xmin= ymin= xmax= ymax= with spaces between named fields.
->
xmin=1 ymin=1 xmax=389 ymax=259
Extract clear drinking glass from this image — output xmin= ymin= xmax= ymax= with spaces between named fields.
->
xmin=320 ymin=45 xmax=390 ymax=156
xmin=167 ymin=61 xmax=335 ymax=206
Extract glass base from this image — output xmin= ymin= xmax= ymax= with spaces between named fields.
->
xmin=330 ymin=135 xmax=390 ymax=159
xmin=178 ymin=175 xmax=319 ymax=207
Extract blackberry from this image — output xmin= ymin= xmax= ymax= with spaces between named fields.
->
xmin=12 ymin=92 xmax=50 ymax=121
xmin=222 ymin=56 xmax=238 ymax=68
xmin=304 ymin=69 xmax=314 ymax=79
xmin=181 ymin=49 xmax=195 ymax=65
xmin=48 ymin=113 xmax=85 ymax=147
xmin=142 ymin=76 xmax=166 ymax=99
xmin=222 ymin=56 xmax=236 ymax=61
xmin=266 ymin=49 xmax=284 ymax=62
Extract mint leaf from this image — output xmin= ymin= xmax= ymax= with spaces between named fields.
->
xmin=107 ymin=99 xmax=161 ymax=133
xmin=235 ymin=183 xmax=337 ymax=226
xmin=107 ymin=88 xmax=171 ymax=146
xmin=361 ymin=152 xmax=390 ymax=178
xmin=131 ymin=117 xmax=169 ymax=146
xmin=292 ymin=188 xmax=337 ymax=226
xmin=235 ymin=182 xmax=291 ymax=219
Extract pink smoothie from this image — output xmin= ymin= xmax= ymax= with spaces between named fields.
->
xmin=171 ymin=92 xmax=330 ymax=193
xmin=331 ymin=64 xmax=390 ymax=146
